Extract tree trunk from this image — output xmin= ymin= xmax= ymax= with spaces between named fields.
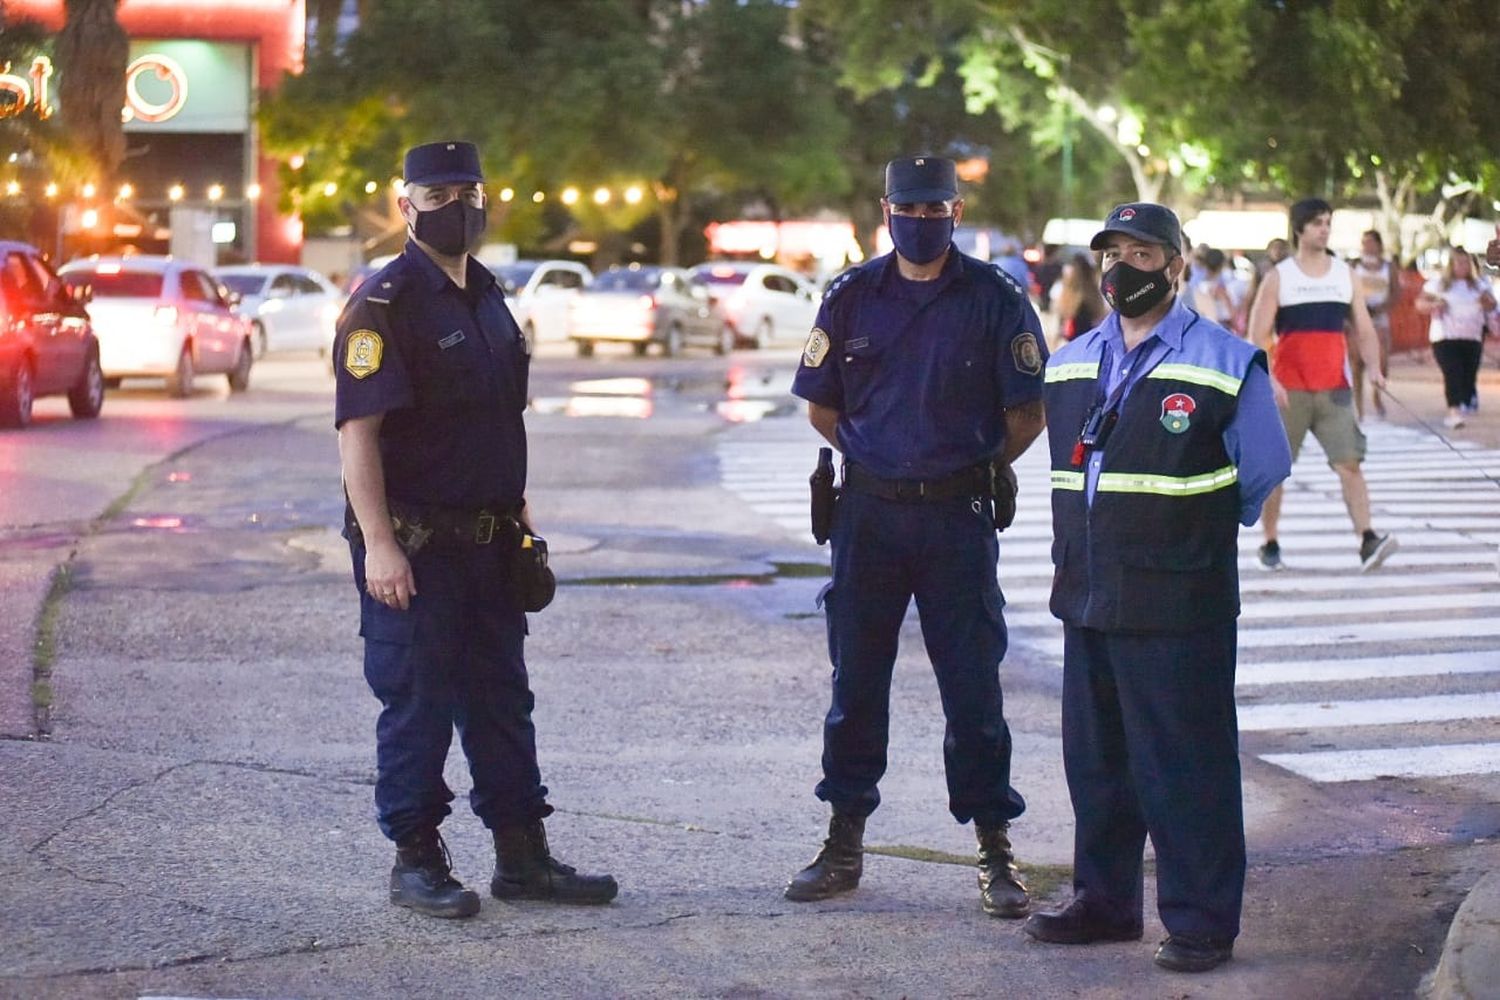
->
xmin=654 ymin=181 xmax=682 ymax=266
xmin=55 ymin=0 xmax=128 ymax=183
xmin=311 ymin=0 xmax=343 ymax=60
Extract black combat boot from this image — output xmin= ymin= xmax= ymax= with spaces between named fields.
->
xmin=784 ymin=811 xmax=865 ymax=902
xmin=976 ymin=822 xmax=1029 ymax=918
xmin=390 ymin=828 xmax=480 ymax=918
xmin=490 ymin=821 xmax=618 ymax=904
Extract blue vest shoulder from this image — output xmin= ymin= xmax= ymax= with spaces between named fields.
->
xmin=1177 ymin=314 xmax=1262 ymax=377
xmin=339 ymin=257 xmax=412 ymax=330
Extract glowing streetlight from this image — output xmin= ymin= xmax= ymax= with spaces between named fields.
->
xmin=289 ymin=154 xmax=305 ymax=170
xmin=322 ymin=181 xmax=338 ymax=197
xmin=364 ymin=180 xmax=378 ymax=194
xmin=532 ymin=191 xmax=545 ymax=203
xmin=4 ymin=181 xmax=19 ymax=196
xmin=245 ymin=183 xmax=262 ymax=200
xmin=80 ymin=207 xmax=99 ymax=229
xmin=168 ymin=184 xmax=185 ymax=202
xmin=593 ymin=186 xmax=611 ymax=205
xmin=560 ymin=187 xmax=580 ymax=206
xmin=81 ymin=182 xmax=96 ymax=198
xmin=389 ymin=177 xmax=404 ymax=194
xmin=117 ymin=182 xmax=133 ymax=199
xmin=499 ymin=187 xmax=514 ymax=202
xmin=624 ymin=186 xmax=643 ymax=205
xmin=207 ymin=184 xmax=223 ymax=202
xmin=44 ymin=182 xmax=58 ymax=199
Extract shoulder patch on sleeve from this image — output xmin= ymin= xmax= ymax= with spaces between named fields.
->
xmin=1011 ymin=331 xmax=1043 ymax=376
xmin=803 ymin=327 xmax=831 ymax=368
xmin=344 ymin=329 xmax=384 ymax=379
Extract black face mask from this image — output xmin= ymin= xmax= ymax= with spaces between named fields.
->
xmin=1101 ymin=261 xmax=1174 ymax=318
xmin=412 ymin=198 xmax=487 ymax=257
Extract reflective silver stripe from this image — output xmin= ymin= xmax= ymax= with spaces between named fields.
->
xmin=1045 ymin=362 xmax=1100 ymax=383
xmin=1096 ymin=465 xmax=1239 ymax=497
xmin=1051 ymin=470 xmax=1086 ymax=491
xmin=1147 ymin=363 xmax=1242 ymax=395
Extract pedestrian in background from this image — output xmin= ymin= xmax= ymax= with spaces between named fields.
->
xmin=786 ymin=155 xmax=1047 ymax=919
xmin=1026 ymin=203 xmax=1291 ymax=973
xmin=1417 ymin=248 xmax=1496 ymax=428
xmin=336 ymin=140 xmax=616 ymax=919
xmin=1350 ymin=229 xmax=1402 ymax=420
xmin=1053 ymin=251 xmax=1108 ymax=344
xmin=1248 ymin=197 xmax=1397 ymax=573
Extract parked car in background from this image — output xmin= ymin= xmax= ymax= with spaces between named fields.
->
xmin=567 ymin=264 xmax=729 ymax=357
xmin=489 ymin=259 xmax=592 ymax=345
xmin=214 ymin=264 xmax=342 ymax=358
xmin=59 ymin=256 xmax=253 ymax=398
xmin=689 ymin=262 xmax=820 ymax=348
xmin=0 ymin=241 xmax=104 ymax=428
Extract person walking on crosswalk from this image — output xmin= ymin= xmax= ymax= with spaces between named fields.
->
xmin=1247 ymin=197 xmax=1398 ymax=572
xmin=1026 ymin=203 xmax=1292 ymax=973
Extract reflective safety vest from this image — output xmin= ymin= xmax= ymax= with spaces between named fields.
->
xmin=1043 ymin=320 xmax=1266 ymax=632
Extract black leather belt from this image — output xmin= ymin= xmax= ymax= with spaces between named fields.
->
xmin=385 ymin=500 xmax=523 ymax=547
xmin=842 ymin=461 xmax=990 ymax=503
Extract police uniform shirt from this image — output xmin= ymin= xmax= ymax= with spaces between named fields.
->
xmin=334 ymin=241 xmax=531 ymax=510
xmin=791 ymin=251 xmax=1047 ymax=480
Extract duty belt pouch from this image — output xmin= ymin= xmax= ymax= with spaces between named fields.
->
xmin=810 ymin=446 xmax=839 ymax=545
xmin=510 ymin=531 xmax=557 ymax=612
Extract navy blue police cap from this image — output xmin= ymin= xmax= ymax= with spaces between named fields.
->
xmin=885 ymin=156 xmax=958 ymax=204
xmin=403 ymin=140 xmax=484 ymax=187
xmin=1090 ymin=203 xmax=1182 ymax=254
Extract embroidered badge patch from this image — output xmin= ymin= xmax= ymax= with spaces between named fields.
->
xmin=1011 ymin=332 xmax=1042 ymax=375
xmin=1160 ymin=392 xmax=1196 ymax=433
xmin=803 ymin=327 xmax=830 ymax=368
xmin=344 ymin=329 xmax=384 ymax=379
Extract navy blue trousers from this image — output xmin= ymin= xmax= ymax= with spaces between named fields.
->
xmin=352 ymin=541 xmax=550 ymax=842
xmin=1061 ymin=622 xmax=1245 ymax=941
xmin=817 ymin=489 xmax=1025 ymax=826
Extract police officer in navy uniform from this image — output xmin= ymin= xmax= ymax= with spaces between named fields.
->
xmin=786 ymin=156 xmax=1048 ymax=917
xmin=336 ymin=140 xmax=616 ymax=918
xmin=1024 ymin=204 xmax=1290 ymax=971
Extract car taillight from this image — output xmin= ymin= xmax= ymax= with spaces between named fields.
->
xmin=154 ymin=305 xmax=179 ymax=327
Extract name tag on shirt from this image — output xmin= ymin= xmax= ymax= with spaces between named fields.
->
xmin=438 ymin=330 xmax=466 ymax=350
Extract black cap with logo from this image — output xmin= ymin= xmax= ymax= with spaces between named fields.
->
xmin=884 ymin=156 xmax=959 ymax=204
xmin=403 ymin=141 xmax=485 ymax=187
xmin=1090 ymin=203 xmax=1182 ymax=254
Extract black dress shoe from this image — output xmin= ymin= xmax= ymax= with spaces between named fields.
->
xmin=1154 ymin=934 xmax=1234 ymax=972
xmin=1023 ymin=897 xmax=1142 ymax=944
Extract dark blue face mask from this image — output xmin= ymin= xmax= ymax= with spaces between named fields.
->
xmin=889 ymin=214 xmax=954 ymax=265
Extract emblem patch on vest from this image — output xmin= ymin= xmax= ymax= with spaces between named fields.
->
xmin=803 ymin=327 xmax=830 ymax=368
xmin=344 ymin=329 xmax=384 ymax=379
xmin=1011 ymin=332 xmax=1042 ymax=375
xmin=1160 ymin=392 xmax=1196 ymax=433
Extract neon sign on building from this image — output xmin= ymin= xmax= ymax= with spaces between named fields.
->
xmin=0 ymin=53 xmax=190 ymax=124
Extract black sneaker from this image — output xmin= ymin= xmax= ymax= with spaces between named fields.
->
xmin=1258 ymin=540 xmax=1284 ymax=570
xmin=1359 ymin=531 xmax=1398 ymax=573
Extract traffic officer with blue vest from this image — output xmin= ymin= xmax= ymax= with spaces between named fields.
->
xmin=1023 ymin=203 xmax=1290 ymax=971
xmin=786 ymin=156 xmax=1048 ymax=917
xmin=336 ymin=140 xmax=616 ymax=918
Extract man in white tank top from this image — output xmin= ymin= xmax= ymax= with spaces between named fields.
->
xmin=1247 ymin=198 xmax=1397 ymax=572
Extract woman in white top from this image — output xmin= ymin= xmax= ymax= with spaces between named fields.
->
xmin=1350 ymin=230 xmax=1402 ymax=419
xmin=1417 ymin=249 xmax=1496 ymax=428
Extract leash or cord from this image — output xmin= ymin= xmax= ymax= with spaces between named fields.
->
xmin=1375 ymin=383 xmax=1500 ymax=493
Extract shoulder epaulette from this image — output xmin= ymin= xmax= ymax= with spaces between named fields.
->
xmin=822 ymin=265 xmax=865 ymax=303
xmin=339 ymin=258 xmax=410 ymax=326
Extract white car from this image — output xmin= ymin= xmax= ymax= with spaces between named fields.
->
xmin=489 ymin=259 xmax=592 ymax=344
xmin=59 ymin=256 xmax=253 ymax=397
xmin=214 ymin=264 xmax=342 ymax=357
xmin=689 ymin=262 xmax=820 ymax=348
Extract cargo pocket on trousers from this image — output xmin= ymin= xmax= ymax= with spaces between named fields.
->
xmin=981 ymin=584 xmax=1008 ymax=654
xmin=360 ymin=595 xmax=417 ymax=699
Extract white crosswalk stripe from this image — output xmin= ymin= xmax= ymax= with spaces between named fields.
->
xmin=718 ymin=405 xmax=1500 ymax=784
